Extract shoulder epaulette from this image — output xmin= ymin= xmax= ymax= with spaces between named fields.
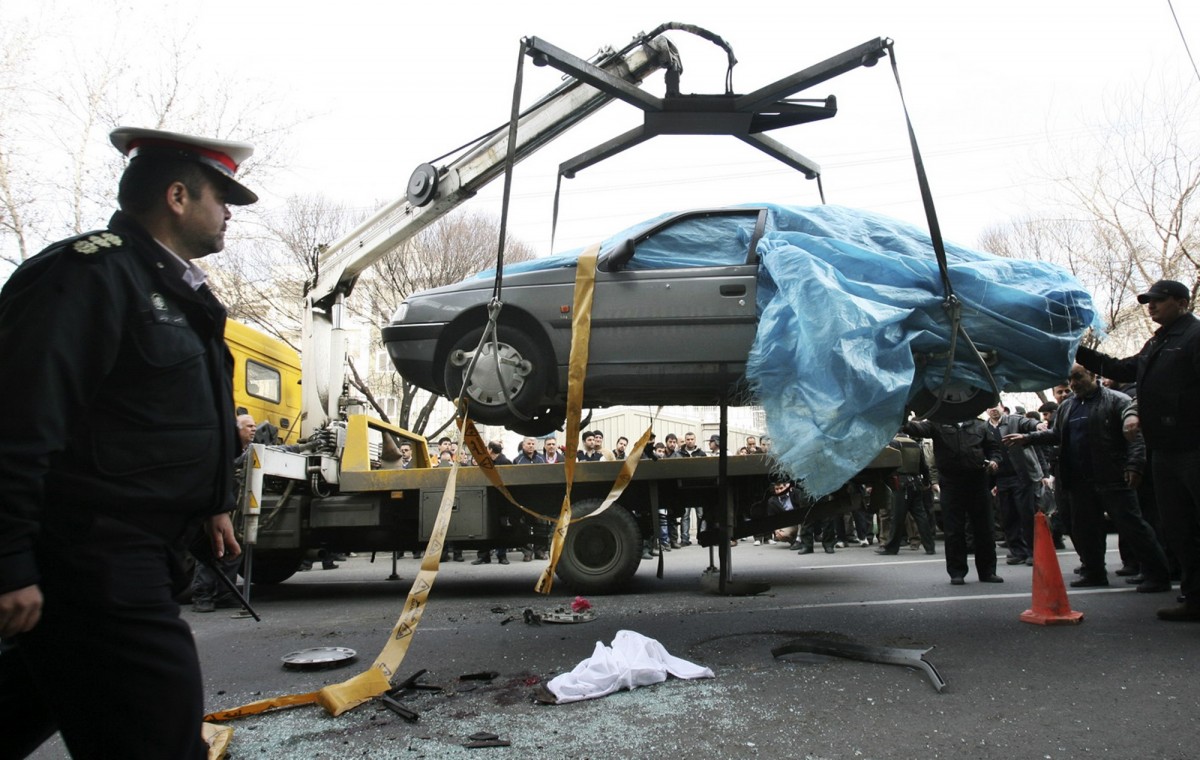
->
xmin=66 ymin=230 xmax=126 ymax=256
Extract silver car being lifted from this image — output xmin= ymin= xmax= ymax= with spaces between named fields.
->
xmin=383 ymin=207 xmax=764 ymax=436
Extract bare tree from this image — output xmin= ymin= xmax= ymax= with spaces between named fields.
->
xmin=1051 ymin=78 xmax=1200 ymax=312
xmin=980 ymin=77 xmax=1199 ymax=354
xmin=210 ymin=194 xmax=363 ymax=350
xmin=0 ymin=14 xmax=43 ymax=268
xmin=211 ymin=197 xmax=537 ymax=435
xmin=0 ymin=4 xmax=301 ymax=277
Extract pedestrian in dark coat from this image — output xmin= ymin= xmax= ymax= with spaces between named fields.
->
xmin=1011 ymin=364 xmax=1170 ymax=592
xmin=903 ymin=417 xmax=1004 ymax=585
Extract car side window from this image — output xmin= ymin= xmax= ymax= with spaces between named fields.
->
xmin=624 ymin=212 xmax=761 ymax=271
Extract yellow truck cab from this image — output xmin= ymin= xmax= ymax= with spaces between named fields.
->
xmin=225 ymin=320 xmax=302 ymax=443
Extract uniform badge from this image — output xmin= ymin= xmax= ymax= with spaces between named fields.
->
xmin=150 ymin=293 xmax=168 ymax=311
xmin=71 ymin=232 xmax=123 ymax=255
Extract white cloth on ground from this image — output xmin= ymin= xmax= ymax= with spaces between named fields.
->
xmin=546 ymin=629 xmax=714 ymax=704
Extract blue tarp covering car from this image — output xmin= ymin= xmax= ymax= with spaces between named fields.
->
xmin=482 ymin=204 xmax=1100 ymax=496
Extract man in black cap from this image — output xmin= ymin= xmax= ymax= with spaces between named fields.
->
xmin=0 ymin=126 xmax=255 ymax=757
xmin=1076 ymin=279 xmax=1200 ymax=621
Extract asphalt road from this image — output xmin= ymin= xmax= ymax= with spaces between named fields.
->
xmin=32 ymin=538 xmax=1199 ymax=759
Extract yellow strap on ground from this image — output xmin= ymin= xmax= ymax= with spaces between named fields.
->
xmin=315 ymin=422 xmax=466 ymax=716
xmin=536 ymin=246 xmax=599 ymax=594
xmin=207 ymin=420 xmax=468 ymax=720
xmin=203 ymin=721 xmax=234 ymax=759
xmin=204 ymin=691 xmax=319 ymax=721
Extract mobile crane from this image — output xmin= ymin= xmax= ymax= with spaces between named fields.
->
xmin=241 ymin=26 xmax=901 ymax=593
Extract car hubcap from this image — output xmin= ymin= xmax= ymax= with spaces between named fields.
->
xmin=451 ymin=341 xmax=531 ymax=406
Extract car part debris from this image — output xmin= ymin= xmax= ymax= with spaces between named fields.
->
xmin=771 ymin=637 xmax=946 ymax=693
xmin=388 ymin=668 xmax=435 ymax=696
xmin=459 ymin=670 xmax=500 ymax=681
xmin=280 ymin=647 xmax=357 ymax=670
xmin=378 ymin=693 xmax=420 ymax=723
xmin=541 ymin=608 xmax=597 ymax=624
xmin=464 ymin=730 xmax=511 ymax=748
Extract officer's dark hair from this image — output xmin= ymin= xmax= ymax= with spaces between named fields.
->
xmin=117 ymin=156 xmax=212 ymax=215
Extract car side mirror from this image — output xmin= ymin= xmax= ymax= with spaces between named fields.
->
xmin=605 ymin=239 xmax=635 ymax=272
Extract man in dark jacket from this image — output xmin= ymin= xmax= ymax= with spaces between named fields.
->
xmin=988 ymin=404 xmax=1044 ymax=566
xmin=1076 ymin=279 xmax=1200 ymax=620
xmin=903 ymin=416 xmax=1004 ymax=585
xmin=1009 ymin=364 xmax=1170 ymax=592
xmin=0 ymin=127 xmax=252 ymax=758
xmin=514 ymin=437 xmax=546 ymax=465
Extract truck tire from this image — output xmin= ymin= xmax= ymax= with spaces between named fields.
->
xmin=555 ymin=500 xmax=642 ymax=594
xmin=247 ymin=551 xmax=303 ymax=585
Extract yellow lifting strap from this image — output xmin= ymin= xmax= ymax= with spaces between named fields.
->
xmin=205 ymin=423 xmax=469 ymax=720
xmin=204 ymin=243 xmax=653 ymax=726
xmin=535 ymin=246 xmax=597 ymax=593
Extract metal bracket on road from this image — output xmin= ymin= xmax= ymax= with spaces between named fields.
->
xmin=772 ymin=637 xmax=947 ymax=693
xmin=379 ymin=693 xmax=420 ymax=722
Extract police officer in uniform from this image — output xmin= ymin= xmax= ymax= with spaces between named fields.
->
xmin=0 ymin=127 xmax=254 ymax=758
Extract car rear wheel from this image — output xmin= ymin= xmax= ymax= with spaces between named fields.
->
xmin=555 ymin=499 xmax=642 ymax=594
xmin=510 ymin=405 xmax=566 ymax=437
xmin=443 ymin=325 xmax=552 ymax=426
xmin=908 ymin=383 xmax=998 ymax=424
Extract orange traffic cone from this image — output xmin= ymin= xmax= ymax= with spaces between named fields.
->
xmin=1020 ymin=511 xmax=1084 ymax=625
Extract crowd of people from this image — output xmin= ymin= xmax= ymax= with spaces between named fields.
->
xmin=406 ymin=428 xmax=763 ymax=468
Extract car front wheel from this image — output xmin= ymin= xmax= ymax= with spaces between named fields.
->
xmin=443 ymin=325 xmax=552 ymax=427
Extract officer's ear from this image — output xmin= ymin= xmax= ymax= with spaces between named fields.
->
xmin=163 ymin=180 xmax=191 ymax=216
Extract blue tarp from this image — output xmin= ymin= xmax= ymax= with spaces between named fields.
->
xmin=745 ymin=205 xmax=1098 ymax=496
xmin=490 ymin=204 xmax=1100 ymax=496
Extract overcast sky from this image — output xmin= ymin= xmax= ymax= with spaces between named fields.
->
xmin=12 ymin=0 xmax=1200 ymax=255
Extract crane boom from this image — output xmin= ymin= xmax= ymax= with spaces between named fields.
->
xmin=301 ymin=35 xmax=676 ymax=437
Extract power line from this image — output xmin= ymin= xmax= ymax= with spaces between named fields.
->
xmin=1167 ymin=0 xmax=1200 ymax=84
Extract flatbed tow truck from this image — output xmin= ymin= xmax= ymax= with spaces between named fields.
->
xmin=241 ymin=25 xmax=903 ymax=594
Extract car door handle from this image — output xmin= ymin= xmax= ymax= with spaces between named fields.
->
xmin=719 ymin=284 xmax=746 ymax=297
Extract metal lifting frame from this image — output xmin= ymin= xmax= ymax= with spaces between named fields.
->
xmin=523 ymin=36 xmax=890 ymax=181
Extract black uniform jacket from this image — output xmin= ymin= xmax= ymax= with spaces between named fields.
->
xmin=1076 ymin=313 xmax=1200 ymax=451
xmin=0 ymin=211 xmax=236 ymax=595
xmin=902 ymin=418 xmax=1000 ymax=475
